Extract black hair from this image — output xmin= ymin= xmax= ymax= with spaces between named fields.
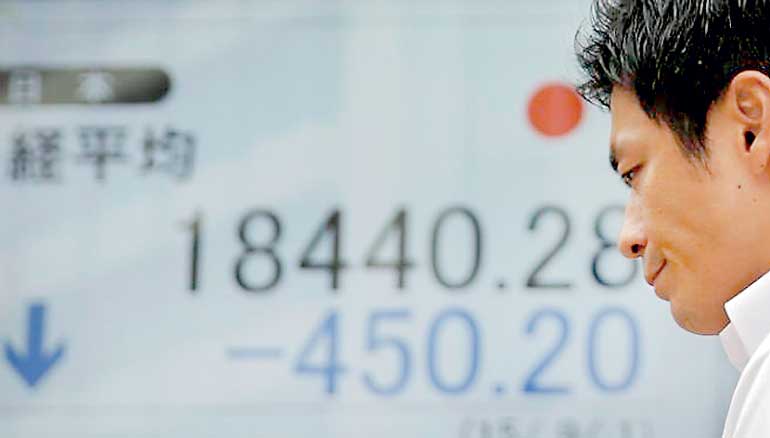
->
xmin=576 ymin=0 xmax=770 ymax=161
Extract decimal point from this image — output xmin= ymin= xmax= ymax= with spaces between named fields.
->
xmin=494 ymin=383 xmax=506 ymax=395
xmin=497 ymin=280 xmax=507 ymax=290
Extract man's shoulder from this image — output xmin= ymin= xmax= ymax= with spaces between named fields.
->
xmin=747 ymin=330 xmax=770 ymax=375
xmin=723 ymin=332 xmax=770 ymax=437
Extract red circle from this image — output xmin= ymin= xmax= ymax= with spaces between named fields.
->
xmin=527 ymin=83 xmax=584 ymax=137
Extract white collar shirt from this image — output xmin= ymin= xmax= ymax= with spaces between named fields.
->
xmin=720 ymin=271 xmax=770 ymax=438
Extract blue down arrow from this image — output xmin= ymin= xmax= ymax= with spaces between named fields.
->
xmin=4 ymin=303 xmax=65 ymax=388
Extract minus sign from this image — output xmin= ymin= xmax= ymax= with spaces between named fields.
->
xmin=227 ymin=347 xmax=284 ymax=360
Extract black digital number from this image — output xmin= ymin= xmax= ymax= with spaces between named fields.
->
xmin=526 ymin=206 xmax=572 ymax=289
xmin=299 ymin=209 xmax=348 ymax=290
xmin=365 ymin=208 xmax=415 ymax=289
xmin=431 ymin=207 xmax=482 ymax=290
xmin=592 ymin=205 xmax=638 ymax=287
xmin=234 ymin=209 xmax=283 ymax=292
xmin=184 ymin=211 xmax=202 ymax=292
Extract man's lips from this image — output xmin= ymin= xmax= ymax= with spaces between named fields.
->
xmin=645 ymin=260 xmax=666 ymax=287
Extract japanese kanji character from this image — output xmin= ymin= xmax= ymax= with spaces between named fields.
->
xmin=142 ymin=127 xmax=196 ymax=180
xmin=9 ymin=128 xmax=62 ymax=182
xmin=78 ymin=126 xmax=126 ymax=181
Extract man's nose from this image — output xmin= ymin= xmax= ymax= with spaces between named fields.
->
xmin=618 ymin=197 xmax=646 ymax=259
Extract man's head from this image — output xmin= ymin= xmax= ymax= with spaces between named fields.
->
xmin=576 ymin=0 xmax=770 ymax=335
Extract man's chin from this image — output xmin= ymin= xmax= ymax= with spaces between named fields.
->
xmin=670 ymin=303 xmax=723 ymax=336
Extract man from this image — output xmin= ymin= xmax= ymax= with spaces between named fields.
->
xmin=575 ymin=0 xmax=770 ymax=436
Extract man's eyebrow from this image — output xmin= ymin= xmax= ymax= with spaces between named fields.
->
xmin=609 ymin=144 xmax=619 ymax=174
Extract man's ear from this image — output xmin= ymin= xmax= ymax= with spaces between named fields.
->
xmin=730 ymin=71 xmax=770 ymax=175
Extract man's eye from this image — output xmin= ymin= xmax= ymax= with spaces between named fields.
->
xmin=621 ymin=167 xmax=638 ymax=188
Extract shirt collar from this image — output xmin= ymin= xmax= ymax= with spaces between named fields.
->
xmin=719 ymin=270 xmax=770 ymax=372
